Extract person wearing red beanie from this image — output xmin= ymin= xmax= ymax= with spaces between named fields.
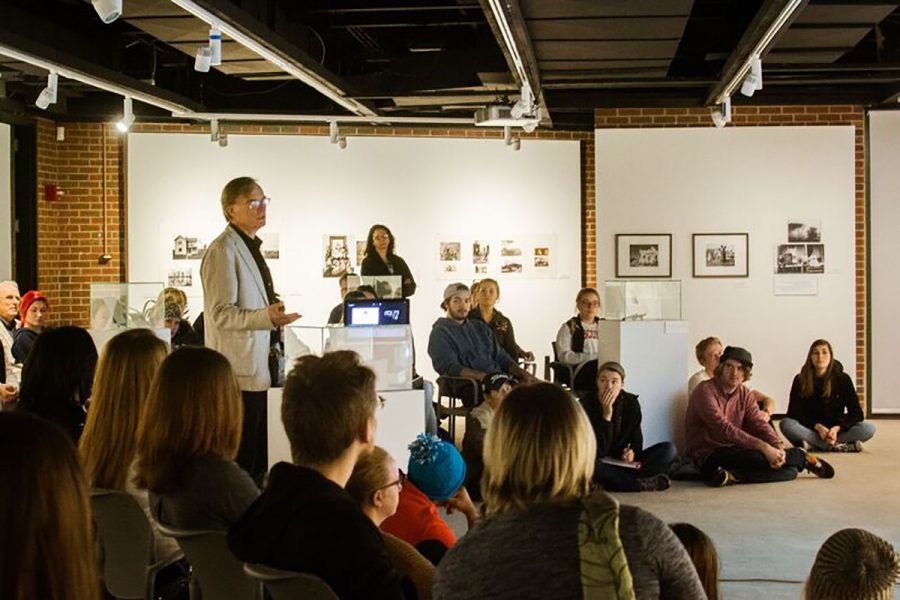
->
xmin=12 ymin=291 xmax=49 ymax=363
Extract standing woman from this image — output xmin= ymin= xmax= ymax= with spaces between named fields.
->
xmin=361 ymin=224 xmax=417 ymax=298
xmin=780 ymin=339 xmax=875 ymax=452
xmin=469 ymin=278 xmax=534 ymax=363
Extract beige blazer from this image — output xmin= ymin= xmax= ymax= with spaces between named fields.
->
xmin=200 ymin=226 xmax=273 ymax=391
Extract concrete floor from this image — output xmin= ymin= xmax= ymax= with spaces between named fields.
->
xmin=443 ymin=419 xmax=900 ymax=599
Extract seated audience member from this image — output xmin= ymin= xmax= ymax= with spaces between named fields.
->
xmin=327 ymin=273 xmax=351 ymax=324
xmin=689 ymin=335 xmax=776 ymax=419
xmin=580 ymin=362 xmax=676 ymax=492
xmin=0 ymin=280 xmax=20 ymax=367
xmin=11 ymin=290 xmax=48 ymax=363
xmin=462 ymin=373 xmax=513 ymax=501
xmin=347 ymin=446 xmax=435 ymax=598
xmin=383 ymin=434 xmax=477 ymax=565
xmin=0 ymin=412 xmax=100 ymax=600
xmin=434 ymin=382 xmax=706 ymax=600
xmin=134 ymin=346 xmax=260 ymax=531
xmin=468 ymin=278 xmax=534 ymax=364
xmin=781 ymin=339 xmax=875 ymax=452
xmin=805 ymin=528 xmax=899 ymax=600
xmin=670 ymin=523 xmax=720 ymax=600
xmin=428 ymin=283 xmax=535 ymax=407
xmin=79 ymin=329 xmax=180 ymax=563
xmin=227 ymin=351 xmax=404 ymax=599
xmin=555 ymin=287 xmax=601 ymax=392
xmin=164 ymin=302 xmax=200 ymax=349
xmin=17 ymin=326 xmax=97 ymax=442
xmin=686 ymin=346 xmax=834 ymax=486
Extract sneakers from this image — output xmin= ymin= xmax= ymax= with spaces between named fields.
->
xmin=638 ymin=474 xmax=671 ymax=492
xmin=831 ymin=441 xmax=863 ymax=453
xmin=806 ymin=454 xmax=835 ymax=479
xmin=710 ymin=467 xmax=737 ymax=488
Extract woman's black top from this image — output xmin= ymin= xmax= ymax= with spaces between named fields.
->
xmin=360 ymin=254 xmax=417 ymax=298
xmin=787 ymin=360 xmax=863 ymax=431
xmin=468 ymin=306 xmax=527 ymax=360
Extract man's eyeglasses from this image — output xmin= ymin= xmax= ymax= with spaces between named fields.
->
xmin=246 ymin=197 xmax=271 ymax=210
xmin=375 ymin=470 xmax=406 ymax=493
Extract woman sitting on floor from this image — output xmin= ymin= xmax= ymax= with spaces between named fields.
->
xmin=780 ymin=339 xmax=875 ymax=452
xmin=579 ymin=361 xmax=677 ymax=492
xmin=434 ymin=382 xmax=705 ymax=600
xmin=346 ymin=445 xmax=434 ymax=599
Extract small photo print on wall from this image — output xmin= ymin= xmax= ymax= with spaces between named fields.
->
xmin=776 ymin=244 xmax=807 ymax=274
xmin=323 ymin=234 xmax=351 ymax=278
xmin=501 ymin=260 xmax=523 ymax=274
xmin=171 ymin=234 xmax=208 ymax=260
xmin=167 ymin=268 xmax=193 ymax=287
xmin=472 ymin=241 xmax=490 ymax=264
xmin=259 ymin=232 xmax=280 ymax=260
xmin=615 ymin=234 xmax=672 ymax=278
xmin=500 ymin=240 xmax=522 ymax=257
xmin=534 ymin=247 xmax=551 ymax=268
xmin=356 ymin=240 xmax=367 ymax=266
xmin=693 ymin=233 xmax=748 ymax=278
xmin=806 ymin=244 xmax=825 ymax=273
xmin=440 ymin=242 xmax=461 ymax=262
xmin=788 ymin=220 xmax=821 ymax=243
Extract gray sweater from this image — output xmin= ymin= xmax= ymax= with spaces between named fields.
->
xmin=434 ymin=498 xmax=706 ymax=600
xmin=149 ymin=454 xmax=260 ymax=531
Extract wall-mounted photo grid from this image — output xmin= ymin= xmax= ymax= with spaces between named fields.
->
xmin=435 ymin=234 xmax=558 ymax=280
xmin=776 ymin=220 xmax=824 ymax=274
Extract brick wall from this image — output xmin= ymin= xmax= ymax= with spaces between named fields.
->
xmin=35 ymin=119 xmax=125 ymax=325
xmin=594 ymin=106 xmax=867 ymax=407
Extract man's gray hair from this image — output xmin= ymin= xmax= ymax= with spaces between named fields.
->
xmin=220 ymin=177 xmax=259 ymax=221
xmin=0 ymin=281 xmax=19 ymax=292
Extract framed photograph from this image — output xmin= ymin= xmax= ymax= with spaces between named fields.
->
xmin=692 ymin=233 xmax=749 ymax=278
xmin=615 ymin=234 xmax=672 ymax=278
xmin=787 ymin=220 xmax=821 ymax=243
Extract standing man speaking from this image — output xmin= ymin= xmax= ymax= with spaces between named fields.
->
xmin=202 ymin=177 xmax=299 ymax=483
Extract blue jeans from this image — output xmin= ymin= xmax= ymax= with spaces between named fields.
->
xmin=779 ymin=418 xmax=875 ymax=450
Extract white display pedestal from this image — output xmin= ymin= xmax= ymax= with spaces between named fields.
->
xmin=598 ymin=320 xmax=689 ymax=451
xmin=267 ymin=388 xmax=426 ymax=470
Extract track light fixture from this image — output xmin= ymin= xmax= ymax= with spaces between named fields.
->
xmin=35 ymin=71 xmax=58 ymax=110
xmin=510 ymin=83 xmax=535 ymax=120
xmin=116 ymin=96 xmax=134 ymax=133
xmin=91 ymin=0 xmax=122 ymax=24
xmin=504 ymin=125 xmax=521 ymax=151
xmin=710 ymin=96 xmax=732 ymax=128
xmin=209 ymin=27 xmax=222 ymax=66
xmin=740 ymin=55 xmax=763 ymax=97
xmin=209 ymin=119 xmax=228 ymax=147
xmin=328 ymin=121 xmax=347 ymax=149
xmin=194 ymin=47 xmax=211 ymax=72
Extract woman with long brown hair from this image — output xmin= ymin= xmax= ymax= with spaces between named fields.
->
xmin=781 ymin=339 xmax=875 ymax=452
xmin=134 ymin=346 xmax=259 ymax=530
xmin=0 ymin=411 xmax=100 ymax=600
xmin=79 ymin=328 xmax=177 ymax=560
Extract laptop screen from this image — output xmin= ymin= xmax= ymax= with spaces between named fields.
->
xmin=345 ymin=298 xmax=410 ymax=326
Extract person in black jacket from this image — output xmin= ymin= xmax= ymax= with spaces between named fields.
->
xmin=579 ymin=361 xmax=676 ymax=492
xmin=780 ymin=339 xmax=875 ymax=452
xmin=468 ymin=278 xmax=534 ymax=364
xmin=361 ymin=224 xmax=417 ymax=298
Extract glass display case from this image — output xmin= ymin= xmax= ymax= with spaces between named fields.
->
xmin=603 ymin=280 xmax=682 ymax=321
xmin=347 ymin=274 xmax=403 ymax=299
xmin=89 ymin=282 xmax=166 ymax=330
xmin=286 ymin=325 xmax=414 ymax=390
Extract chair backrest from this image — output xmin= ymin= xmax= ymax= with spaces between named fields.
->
xmin=244 ymin=563 xmax=339 ymax=600
xmin=90 ymin=489 xmax=155 ymax=600
xmin=551 ymin=341 xmax=560 ymax=361
xmin=156 ymin=524 xmax=259 ymax=600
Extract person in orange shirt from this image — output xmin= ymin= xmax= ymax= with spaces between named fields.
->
xmin=381 ymin=435 xmax=478 ymax=564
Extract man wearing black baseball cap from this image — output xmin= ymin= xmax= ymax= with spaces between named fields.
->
xmin=685 ymin=345 xmax=835 ymax=486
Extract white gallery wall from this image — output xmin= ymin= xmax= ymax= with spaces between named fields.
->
xmin=868 ymin=111 xmax=900 ymax=414
xmin=596 ymin=126 xmax=856 ymax=411
xmin=127 ymin=133 xmax=582 ymax=380
xmin=0 ymin=123 xmax=11 ymax=281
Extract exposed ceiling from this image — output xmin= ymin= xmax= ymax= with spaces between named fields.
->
xmin=1 ymin=0 xmax=900 ymax=130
